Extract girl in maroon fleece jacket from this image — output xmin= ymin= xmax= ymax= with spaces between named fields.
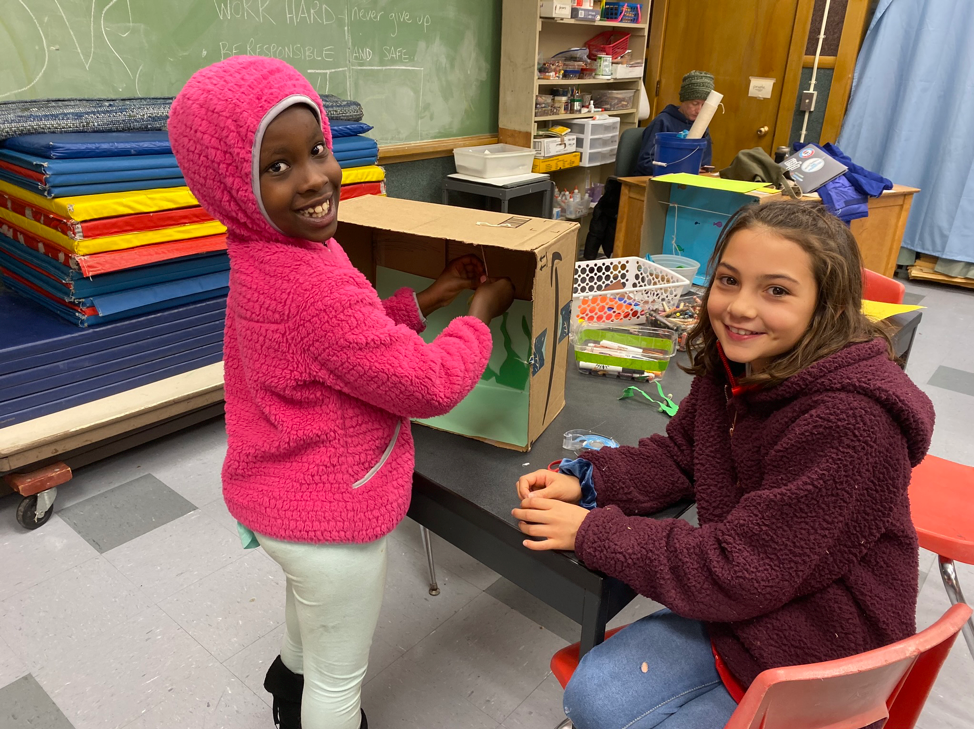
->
xmin=513 ymin=202 xmax=934 ymax=729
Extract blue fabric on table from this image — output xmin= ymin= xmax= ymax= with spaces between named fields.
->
xmin=557 ymin=458 xmax=598 ymax=510
xmin=330 ymin=120 xmax=374 ymax=138
xmin=3 ymin=131 xmax=172 ymax=158
xmin=837 ymin=0 xmax=974 ymax=263
xmin=794 ymin=142 xmax=892 ymax=224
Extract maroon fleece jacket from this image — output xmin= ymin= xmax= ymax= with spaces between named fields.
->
xmin=575 ymin=338 xmax=934 ymax=686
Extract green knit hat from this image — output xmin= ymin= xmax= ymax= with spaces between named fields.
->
xmin=680 ymin=70 xmax=715 ymax=102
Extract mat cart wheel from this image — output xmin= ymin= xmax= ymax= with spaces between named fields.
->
xmin=16 ymin=490 xmax=57 ymax=530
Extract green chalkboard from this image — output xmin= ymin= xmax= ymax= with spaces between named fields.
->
xmin=0 ymin=0 xmax=501 ymax=145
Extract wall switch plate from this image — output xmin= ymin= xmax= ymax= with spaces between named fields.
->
xmin=800 ymin=91 xmax=817 ymax=112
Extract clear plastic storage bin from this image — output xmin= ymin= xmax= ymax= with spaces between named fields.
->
xmin=577 ymin=134 xmax=619 ymax=151
xmin=580 ymin=148 xmax=617 ymax=167
xmin=453 ymin=144 xmax=535 ymax=178
xmin=572 ymin=325 xmax=679 ymax=380
xmin=591 ymin=90 xmax=636 ymax=111
xmin=566 ymin=116 xmax=621 ymax=138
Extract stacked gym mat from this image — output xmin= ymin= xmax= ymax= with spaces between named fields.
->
xmin=0 ymin=132 xmax=228 ymax=327
xmin=332 ymin=120 xmax=386 ymax=200
xmin=0 ymin=286 xmax=225 ymax=428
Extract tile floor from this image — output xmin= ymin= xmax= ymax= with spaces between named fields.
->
xmin=2 ymin=273 xmax=973 ymax=729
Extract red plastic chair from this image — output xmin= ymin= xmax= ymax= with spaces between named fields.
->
xmin=862 ymin=268 xmax=906 ymax=304
xmin=908 ymin=454 xmax=974 ymax=660
xmin=549 ymin=603 xmax=971 ymax=729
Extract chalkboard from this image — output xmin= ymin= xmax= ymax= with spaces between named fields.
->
xmin=0 ymin=0 xmax=501 ymax=145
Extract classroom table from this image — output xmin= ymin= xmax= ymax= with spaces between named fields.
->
xmin=612 ymin=177 xmax=920 ymax=277
xmin=409 ymin=310 xmax=922 ymax=656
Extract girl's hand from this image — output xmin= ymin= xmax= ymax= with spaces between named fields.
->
xmin=468 ymin=278 xmax=515 ymax=324
xmin=512 ymin=498 xmax=589 ymax=551
xmin=416 ymin=255 xmax=486 ymax=316
xmin=516 ymin=469 xmax=582 ymax=503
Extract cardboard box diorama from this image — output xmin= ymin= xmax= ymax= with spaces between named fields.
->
xmin=337 ymin=196 xmax=579 ymax=451
xmin=639 ymin=177 xmax=767 ymax=285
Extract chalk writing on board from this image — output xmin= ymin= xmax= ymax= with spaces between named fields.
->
xmin=0 ymin=0 xmax=500 ymax=145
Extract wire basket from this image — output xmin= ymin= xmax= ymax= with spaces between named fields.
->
xmin=585 ymin=31 xmax=631 ymax=60
xmin=602 ymin=2 xmax=642 ymax=24
xmin=573 ymin=257 xmax=688 ymax=326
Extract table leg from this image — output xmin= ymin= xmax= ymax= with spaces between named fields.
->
xmin=544 ymin=181 xmax=554 ymax=219
xmin=578 ymin=587 xmax=611 ymax=657
xmin=442 ymin=188 xmax=450 ymax=205
xmin=500 ymin=196 xmax=510 ymax=214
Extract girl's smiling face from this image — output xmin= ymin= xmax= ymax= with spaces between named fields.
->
xmin=707 ymin=226 xmax=818 ymax=373
xmin=258 ymin=105 xmax=341 ymax=242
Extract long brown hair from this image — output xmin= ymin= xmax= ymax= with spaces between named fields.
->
xmin=684 ymin=200 xmax=894 ymax=386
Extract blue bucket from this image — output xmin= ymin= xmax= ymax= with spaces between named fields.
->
xmin=653 ymin=132 xmax=708 ymax=175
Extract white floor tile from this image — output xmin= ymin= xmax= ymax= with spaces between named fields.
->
xmin=0 ymin=631 xmax=28 ymax=689
xmin=373 ymin=536 xmax=482 ymax=653
xmin=0 ymin=556 xmax=152 ymax=673
xmin=500 ymin=673 xmax=566 ymax=729
xmin=391 ymin=517 xmax=502 ymax=591
xmin=121 ymin=659 xmax=270 ymax=729
xmin=32 ymin=606 xmax=213 ymax=729
xmin=159 ymin=550 xmax=285 ymax=661
xmin=0 ymin=513 xmax=98 ymax=602
xmin=105 ymin=510 xmax=246 ymax=603
xmin=200 ymin=497 xmax=240 ymax=537
xmin=388 ymin=592 xmax=566 ymax=723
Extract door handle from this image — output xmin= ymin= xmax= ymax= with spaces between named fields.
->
xmin=757 ymin=126 xmax=769 ymax=137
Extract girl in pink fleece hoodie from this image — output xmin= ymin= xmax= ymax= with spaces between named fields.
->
xmin=169 ymin=56 xmax=513 ymax=729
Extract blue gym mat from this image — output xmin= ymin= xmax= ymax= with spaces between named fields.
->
xmin=3 ymin=132 xmax=173 ymax=159
xmin=0 ymin=168 xmax=186 ymax=198
xmin=0 ymin=148 xmax=180 ymax=173
xmin=0 ymin=236 xmax=229 ymax=297
xmin=0 ymin=287 xmax=226 ymax=374
xmin=0 ymin=346 xmax=224 ymax=428
xmin=0 ymin=324 xmax=223 ymax=400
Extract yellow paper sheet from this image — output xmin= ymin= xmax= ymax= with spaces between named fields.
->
xmin=861 ymin=300 xmax=924 ymax=322
xmin=653 ymin=173 xmax=769 ymax=194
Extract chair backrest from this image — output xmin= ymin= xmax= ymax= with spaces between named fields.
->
xmin=724 ymin=603 xmax=972 ymax=729
xmin=614 ymin=127 xmax=645 ymax=178
xmin=862 ymin=268 xmax=905 ymax=304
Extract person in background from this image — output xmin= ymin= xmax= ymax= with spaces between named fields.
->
xmin=635 ymin=70 xmax=715 ymax=176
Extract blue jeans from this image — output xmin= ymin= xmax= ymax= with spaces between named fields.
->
xmin=564 ymin=610 xmax=738 ymax=729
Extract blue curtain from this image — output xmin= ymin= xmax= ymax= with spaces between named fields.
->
xmin=837 ymin=0 xmax=974 ymax=264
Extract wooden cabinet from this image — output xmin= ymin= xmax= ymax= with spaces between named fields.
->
xmin=613 ymin=178 xmax=919 ymax=277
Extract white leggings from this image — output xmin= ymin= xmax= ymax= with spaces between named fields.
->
xmin=256 ymin=533 xmax=388 ymax=729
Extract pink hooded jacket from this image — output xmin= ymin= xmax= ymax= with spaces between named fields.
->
xmin=169 ymin=57 xmax=492 ymax=543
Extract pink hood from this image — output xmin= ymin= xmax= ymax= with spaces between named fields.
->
xmin=169 ymin=55 xmax=333 ymax=242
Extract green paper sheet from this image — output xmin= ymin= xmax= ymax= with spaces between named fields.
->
xmin=654 ymin=173 xmax=770 ymax=194
xmin=376 ymin=267 xmax=533 ymax=447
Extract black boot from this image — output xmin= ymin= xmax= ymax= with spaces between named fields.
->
xmin=359 ymin=708 xmax=368 ymax=729
xmin=263 ymin=656 xmax=303 ymax=728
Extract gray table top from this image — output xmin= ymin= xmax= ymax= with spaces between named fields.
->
xmin=413 ymin=354 xmax=694 ymax=527
xmin=412 ymin=308 xmax=922 ymax=526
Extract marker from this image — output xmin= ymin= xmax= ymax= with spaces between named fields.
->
xmin=578 ymin=362 xmax=658 ymax=379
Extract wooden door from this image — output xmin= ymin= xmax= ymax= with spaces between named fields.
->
xmin=650 ymin=0 xmax=806 ymax=169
